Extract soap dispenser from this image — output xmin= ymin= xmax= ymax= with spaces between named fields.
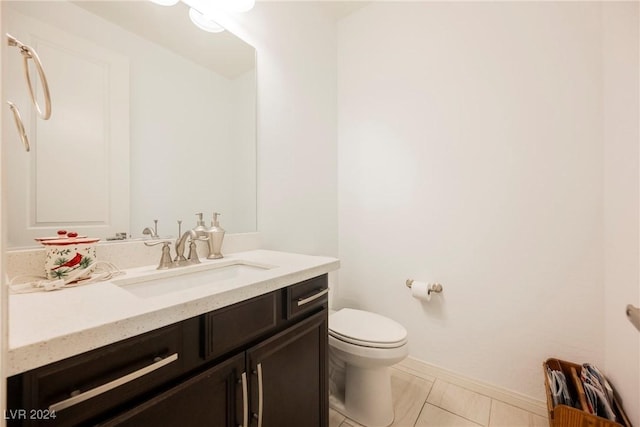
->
xmin=206 ymin=212 xmax=225 ymax=259
xmin=193 ymin=212 xmax=207 ymax=237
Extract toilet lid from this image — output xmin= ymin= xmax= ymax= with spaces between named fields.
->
xmin=329 ymin=308 xmax=407 ymax=348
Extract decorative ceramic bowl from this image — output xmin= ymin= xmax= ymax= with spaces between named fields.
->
xmin=40 ymin=234 xmax=100 ymax=281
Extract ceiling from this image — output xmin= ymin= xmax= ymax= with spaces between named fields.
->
xmin=75 ymin=1 xmax=255 ymax=79
xmin=74 ymin=1 xmax=368 ymax=78
xmin=318 ymin=1 xmax=369 ymax=21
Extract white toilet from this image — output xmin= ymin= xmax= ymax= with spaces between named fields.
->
xmin=328 ymin=308 xmax=409 ymax=427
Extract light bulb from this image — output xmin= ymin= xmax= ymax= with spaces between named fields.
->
xmin=188 ymin=8 xmax=225 ymax=33
xmin=148 ymin=0 xmax=180 ymax=6
xmin=182 ymin=0 xmax=255 ymax=15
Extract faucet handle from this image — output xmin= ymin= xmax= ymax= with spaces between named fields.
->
xmin=144 ymin=240 xmax=173 ymax=270
xmin=143 ymin=239 xmax=172 ymax=247
xmin=187 ymin=239 xmax=201 ymax=264
xmin=186 ymin=236 xmax=209 ymax=264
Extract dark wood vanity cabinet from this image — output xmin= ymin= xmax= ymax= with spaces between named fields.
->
xmin=7 ymin=275 xmax=329 ymax=427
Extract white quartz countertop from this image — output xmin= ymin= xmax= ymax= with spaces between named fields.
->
xmin=7 ymin=249 xmax=340 ymax=376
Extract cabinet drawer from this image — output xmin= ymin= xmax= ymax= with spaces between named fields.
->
xmin=16 ymin=325 xmax=182 ymax=427
xmin=202 ymin=291 xmax=278 ymax=361
xmin=285 ymin=275 xmax=328 ymax=320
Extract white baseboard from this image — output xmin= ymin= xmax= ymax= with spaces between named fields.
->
xmin=395 ymin=357 xmax=549 ymax=418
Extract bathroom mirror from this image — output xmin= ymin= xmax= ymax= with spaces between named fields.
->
xmin=2 ymin=0 xmax=256 ymax=248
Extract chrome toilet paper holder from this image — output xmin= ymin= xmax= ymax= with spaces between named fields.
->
xmin=406 ymin=279 xmax=443 ymax=295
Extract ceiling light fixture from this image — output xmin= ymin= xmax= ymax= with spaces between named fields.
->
xmin=148 ymin=0 xmax=255 ymax=34
xmin=148 ymin=0 xmax=180 ymax=6
xmin=188 ymin=8 xmax=224 ymax=33
xmin=215 ymin=0 xmax=256 ymax=13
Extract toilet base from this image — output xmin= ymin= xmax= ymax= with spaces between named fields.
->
xmin=331 ymin=365 xmax=394 ymax=427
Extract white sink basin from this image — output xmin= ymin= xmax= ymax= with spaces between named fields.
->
xmin=113 ymin=261 xmax=275 ymax=298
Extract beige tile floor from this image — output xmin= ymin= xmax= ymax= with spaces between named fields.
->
xmin=330 ymin=367 xmax=549 ymax=427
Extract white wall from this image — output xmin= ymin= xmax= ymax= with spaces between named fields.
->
xmin=603 ymin=2 xmax=640 ymax=424
xmin=129 ymin=45 xmax=234 ymax=235
xmin=338 ymin=1 xmax=612 ymax=402
xmin=230 ymin=69 xmax=258 ymax=232
xmin=213 ymin=2 xmax=338 ymax=257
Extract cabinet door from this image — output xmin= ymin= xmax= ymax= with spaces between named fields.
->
xmin=99 ymin=353 xmax=246 ymax=427
xmin=247 ymin=310 xmax=328 ymax=427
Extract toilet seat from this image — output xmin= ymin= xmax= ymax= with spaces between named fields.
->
xmin=329 ymin=330 xmax=407 ymax=348
xmin=329 ymin=308 xmax=408 ymax=349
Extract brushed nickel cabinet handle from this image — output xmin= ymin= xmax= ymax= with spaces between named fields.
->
xmin=297 ymin=288 xmax=329 ymax=307
xmin=257 ymin=363 xmax=264 ymax=427
xmin=49 ymin=353 xmax=178 ymax=412
xmin=241 ymin=372 xmax=248 ymax=427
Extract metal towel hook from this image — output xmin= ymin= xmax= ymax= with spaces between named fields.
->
xmin=7 ymin=33 xmax=52 ymax=120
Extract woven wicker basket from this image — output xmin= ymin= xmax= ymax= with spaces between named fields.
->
xmin=543 ymin=358 xmax=632 ymax=427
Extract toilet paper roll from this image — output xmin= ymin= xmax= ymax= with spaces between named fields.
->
xmin=411 ymin=281 xmax=431 ymax=302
